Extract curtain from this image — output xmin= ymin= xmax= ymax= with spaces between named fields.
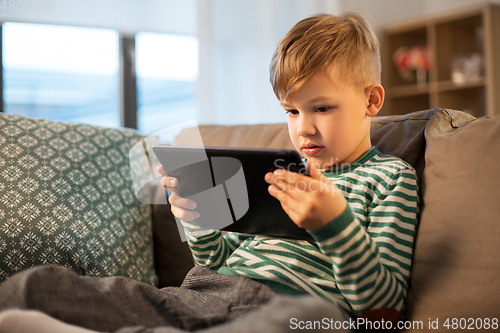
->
xmin=196 ymin=0 xmax=341 ymax=125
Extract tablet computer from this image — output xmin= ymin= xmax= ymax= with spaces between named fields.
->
xmin=152 ymin=144 xmax=313 ymax=241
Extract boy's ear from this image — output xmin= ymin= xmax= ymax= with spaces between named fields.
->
xmin=364 ymin=84 xmax=385 ymax=117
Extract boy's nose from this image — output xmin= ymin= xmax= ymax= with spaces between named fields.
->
xmin=296 ymin=116 xmax=317 ymax=137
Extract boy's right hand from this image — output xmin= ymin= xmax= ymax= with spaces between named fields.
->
xmin=157 ymin=165 xmax=200 ymax=222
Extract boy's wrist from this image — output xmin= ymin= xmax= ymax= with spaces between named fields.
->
xmin=305 ymin=188 xmax=348 ymax=231
xmin=307 ymin=205 xmax=355 ymax=242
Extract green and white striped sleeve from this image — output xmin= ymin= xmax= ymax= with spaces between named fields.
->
xmin=308 ymin=167 xmax=419 ymax=315
xmin=181 ymin=220 xmax=254 ymax=270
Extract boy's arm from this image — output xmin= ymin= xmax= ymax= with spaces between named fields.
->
xmin=158 ymin=166 xmax=253 ymax=270
xmin=308 ymin=168 xmax=419 ymax=315
xmin=181 ymin=220 xmax=254 ymax=270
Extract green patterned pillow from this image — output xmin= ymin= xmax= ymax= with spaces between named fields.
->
xmin=0 ymin=114 xmax=158 ymax=285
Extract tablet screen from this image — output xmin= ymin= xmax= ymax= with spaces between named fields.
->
xmin=152 ymin=145 xmax=313 ymax=241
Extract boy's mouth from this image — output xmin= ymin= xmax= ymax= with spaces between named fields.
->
xmin=301 ymin=143 xmax=324 ymax=156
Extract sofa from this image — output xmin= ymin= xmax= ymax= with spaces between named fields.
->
xmin=1 ymin=108 xmax=499 ymax=332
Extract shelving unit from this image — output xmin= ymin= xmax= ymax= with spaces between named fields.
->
xmin=380 ymin=3 xmax=500 ymax=117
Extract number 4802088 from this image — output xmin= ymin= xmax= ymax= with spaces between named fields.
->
xmin=0 ymin=0 xmax=56 ymax=11
xmin=443 ymin=318 xmax=498 ymax=330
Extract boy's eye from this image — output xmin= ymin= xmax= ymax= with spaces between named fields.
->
xmin=285 ymin=110 xmax=299 ymax=115
xmin=315 ymin=107 xmax=329 ymax=113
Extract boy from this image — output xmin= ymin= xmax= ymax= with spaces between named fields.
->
xmin=0 ymin=12 xmax=418 ymax=333
xmin=166 ymin=12 xmax=418 ymax=318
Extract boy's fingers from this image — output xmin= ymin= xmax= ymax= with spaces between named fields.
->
xmin=168 ymin=193 xmax=197 ymax=210
xmin=264 ymin=172 xmax=274 ymax=184
xmin=271 ymin=170 xmax=323 ymax=193
xmin=156 ymin=165 xmax=165 ymax=175
xmin=271 ymin=172 xmax=301 ymax=192
xmin=161 ymin=176 xmax=178 ymax=188
xmin=272 ymin=177 xmax=288 ymax=192
xmin=168 ymin=187 xmax=199 ymax=222
xmin=268 ymin=184 xmax=299 ymax=207
xmin=157 ymin=165 xmax=179 ymax=189
xmin=170 ymin=205 xmax=200 ymax=222
xmin=271 ymin=169 xmax=304 ymax=184
xmin=268 ymin=185 xmax=305 ymax=222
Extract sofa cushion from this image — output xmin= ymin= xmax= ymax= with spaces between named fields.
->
xmin=371 ymin=108 xmax=439 ymax=181
xmin=405 ymin=109 xmax=499 ymax=328
xmin=0 ymin=114 xmax=158 ymax=285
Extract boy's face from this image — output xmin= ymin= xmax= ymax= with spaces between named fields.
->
xmin=281 ymin=66 xmax=375 ymax=170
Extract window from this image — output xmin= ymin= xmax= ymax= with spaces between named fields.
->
xmin=2 ymin=22 xmax=120 ymax=128
xmin=135 ymin=32 xmax=198 ymax=142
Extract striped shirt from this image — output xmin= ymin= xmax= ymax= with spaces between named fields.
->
xmin=182 ymin=146 xmax=419 ymax=316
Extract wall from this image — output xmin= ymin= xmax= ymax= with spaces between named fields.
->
xmin=0 ymin=0 xmax=197 ymax=34
xmin=197 ymin=0 xmax=341 ymax=125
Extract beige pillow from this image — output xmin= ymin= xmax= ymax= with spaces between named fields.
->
xmin=405 ymin=109 xmax=500 ymax=330
xmin=371 ymin=109 xmax=439 ymax=181
xmin=174 ymin=123 xmax=294 ymax=150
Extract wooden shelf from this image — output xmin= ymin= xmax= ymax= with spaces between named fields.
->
xmin=388 ymin=84 xmax=430 ymax=98
xmin=436 ymin=78 xmax=485 ymax=92
xmin=380 ymin=3 xmax=500 ymax=117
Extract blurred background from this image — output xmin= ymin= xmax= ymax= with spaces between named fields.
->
xmin=1 ymin=0 xmax=499 ymax=142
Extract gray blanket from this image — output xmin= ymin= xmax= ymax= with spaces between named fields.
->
xmin=0 ymin=265 xmax=352 ymax=332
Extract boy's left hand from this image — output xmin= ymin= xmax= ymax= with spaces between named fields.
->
xmin=265 ymin=161 xmax=347 ymax=231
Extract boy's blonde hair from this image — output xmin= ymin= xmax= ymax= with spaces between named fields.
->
xmin=270 ymin=12 xmax=381 ymax=100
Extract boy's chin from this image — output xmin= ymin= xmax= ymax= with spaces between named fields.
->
xmin=306 ymin=157 xmax=340 ymax=171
